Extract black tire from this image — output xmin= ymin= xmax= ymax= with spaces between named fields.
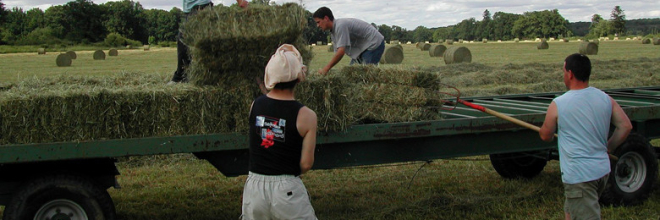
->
xmin=600 ymin=133 xmax=658 ymax=206
xmin=490 ymin=151 xmax=548 ymax=179
xmin=2 ymin=174 xmax=116 ymax=220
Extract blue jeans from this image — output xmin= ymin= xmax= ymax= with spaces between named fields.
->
xmin=350 ymin=40 xmax=385 ymax=65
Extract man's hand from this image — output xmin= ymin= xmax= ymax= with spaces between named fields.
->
xmin=237 ymin=0 xmax=248 ymax=8
xmin=317 ymin=68 xmax=328 ymax=75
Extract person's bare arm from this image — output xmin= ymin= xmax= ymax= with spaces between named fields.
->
xmin=318 ymin=47 xmax=345 ymax=75
xmin=539 ymin=101 xmax=558 ymax=142
xmin=237 ymin=0 xmax=248 ymax=8
xmin=607 ymin=97 xmax=632 ymax=152
xmin=297 ymin=107 xmax=317 ymax=174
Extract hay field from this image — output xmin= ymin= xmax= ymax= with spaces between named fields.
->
xmin=1 ymin=40 xmax=660 ymax=219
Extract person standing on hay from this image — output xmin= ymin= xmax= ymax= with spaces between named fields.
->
xmin=241 ymin=44 xmax=318 ymax=220
xmin=539 ymin=53 xmax=632 ymax=220
xmin=169 ymin=0 xmax=249 ymax=84
xmin=313 ymin=6 xmax=385 ymax=75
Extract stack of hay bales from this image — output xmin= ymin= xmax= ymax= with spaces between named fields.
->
xmin=428 ymin=44 xmax=446 ymax=57
xmin=444 ymin=46 xmax=472 ymax=64
xmin=579 ymin=42 xmax=598 ymax=55
xmin=181 ymin=3 xmax=312 ymax=86
xmin=537 ymin=39 xmax=549 ymax=49
xmin=380 ymin=46 xmax=404 ymax=64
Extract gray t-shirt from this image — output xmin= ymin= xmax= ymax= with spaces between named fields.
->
xmin=183 ymin=0 xmax=212 ymax=13
xmin=331 ymin=18 xmax=385 ymax=59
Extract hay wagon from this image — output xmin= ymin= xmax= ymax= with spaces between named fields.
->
xmin=1 ymin=86 xmax=659 ymax=219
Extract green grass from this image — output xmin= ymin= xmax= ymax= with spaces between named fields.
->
xmin=1 ymin=39 xmax=660 ymax=219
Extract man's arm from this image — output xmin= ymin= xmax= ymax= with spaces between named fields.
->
xmin=297 ymin=107 xmax=317 ymax=174
xmin=237 ymin=0 xmax=248 ymax=8
xmin=318 ymin=47 xmax=345 ymax=75
xmin=607 ymin=97 xmax=632 ymax=152
xmin=539 ymin=101 xmax=558 ymax=142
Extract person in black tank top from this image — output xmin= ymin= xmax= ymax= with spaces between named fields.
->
xmin=241 ymin=44 xmax=318 ymax=220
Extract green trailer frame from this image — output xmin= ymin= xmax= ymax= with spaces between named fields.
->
xmin=1 ymin=86 xmax=660 ymax=219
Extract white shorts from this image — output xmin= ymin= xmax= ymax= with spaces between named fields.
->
xmin=241 ymin=172 xmax=317 ymax=220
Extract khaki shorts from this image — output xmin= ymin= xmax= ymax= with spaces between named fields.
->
xmin=563 ymin=174 xmax=609 ymax=220
xmin=241 ymin=172 xmax=317 ymax=220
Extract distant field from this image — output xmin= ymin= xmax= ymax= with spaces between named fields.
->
xmin=1 ymin=40 xmax=660 ymax=219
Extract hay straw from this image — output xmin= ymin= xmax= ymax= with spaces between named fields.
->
xmin=420 ymin=43 xmax=431 ymax=51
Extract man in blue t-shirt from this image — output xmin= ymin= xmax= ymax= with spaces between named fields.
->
xmin=539 ymin=53 xmax=632 ymax=220
xmin=312 ymin=7 xmax=385 ymax=75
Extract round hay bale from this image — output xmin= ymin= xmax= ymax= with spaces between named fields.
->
xmin=653 ymin=38 xmax=660 ymax=45
xmin=514 ymin=38 xmax=519 ymax=43
xmin=420 ymin=43 xmax=431 ymax=51
xmin=562 ymin=38 xmax=569 ymax=42
xmin=327 ymin=45 xmax=334 ymax=52
xmin=380 ymin=46 xmax=404 ymax=64
xmin=482 ymin=39 xmax=488 ymax=43
xmin=109 ymin=48 xmax=119 ymax=56
xmin=392 ymin=44 xmax=403 ymax=50
xmin=144 ymin=45 xmax=150 ymax=51
xmin=37 ymin=48 xmax=46 ymax=55
xmin=537 ymin=40 xmax=549 ymax=50
xmin=66 ymin=51 xmax=77 ymax=59
xmin=93 ymin=50 xmax=106 ymax=60
xmin=591 ymin=39 xmax=600 ymax=45
xmin=428 ymin=44 xmax=447 ymax=57
xmin=446 ymin=39 xmax=454 ymax=45
xmin=126 ymin=45 xmax=132 ymax=49
xmin=579 ymin=42 xmax=599 ymax=55
xmin=415 ymin=42 xmax=420 ymax=48
xmin=56 ymin=53 xmax=72 ymax=67
xmin=444 ymin=46 xmax=472 ymax=64
xmin=642 ymin=38 xmax=651 ymax=44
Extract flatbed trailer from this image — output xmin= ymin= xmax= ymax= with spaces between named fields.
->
xmin=1 ymin=86 xmax=659 ymax=219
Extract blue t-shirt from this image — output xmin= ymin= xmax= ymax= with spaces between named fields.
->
xmin=554 ymin=87 xmax=612 ymax=184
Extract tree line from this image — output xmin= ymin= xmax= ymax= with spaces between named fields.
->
xmin=0 ymin=0 xmax=656 ymax=47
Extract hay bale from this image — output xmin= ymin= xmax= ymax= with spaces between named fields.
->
xmin=109 ymin=48 xmax=119 ymax=56
xmin=66 ymin=51 xmax=77 ymax=59
xmin=420 ymin=43 xmax=431 ymax=51
xmin=591 ymin=39 xmax=600 ymax=45
xmin=428 ymin=44 xmax=447 ymax=57
xmin=537 ymin=39 xmax=549 ymax=50
xmin=514 ymin=38 xmax=519 ymax=43
xmin=327 ymin=45 xmax=334 ymax=52
xmin=144 ymin=45 xmax=150 ymax=51
xmin=446 ymin=39 xmax=454 ymax=45
xmin=482 ymin=39 xmax=488 ymax=43
xmin=93 ymin=50 xmax=106 ymax=60
xmin=380 ymin=46 xmax=404 ymax=64
xmin=126 ymin=45 xmax=132 ymax=49
xmin=56 ymin=53 xmax=72 ymax=67
xmin=444 ymin=46 xmax=472 ymax=64
xmin=654 ymin=38 xmax=660 ymax=45
xmin=182 ymin=3 xmax=312 ymax=86
xmin=579 ymin=42 xmax=598 ymax=55
xmin=642 ymin=38 xmax=651 ymax=44
xmin=37 ymin=48 xmax=46 ymax=55
xmin=562 ymin=38 xmax=569 ymax=42
xmin=392 ymin=44 xmax=403 ymax=50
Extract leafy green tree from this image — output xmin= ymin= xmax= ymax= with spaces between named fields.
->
xmin=590 ymin=20 xmax=612 ymax=37
xmin=25 ymin=8 xmax=45 ymax=32
xmin=453 ymin=18 xmax=477 ymax=40
xmin=303 ymin=10 xmax=326 ymax=44
xmin=590 ymin=14 xmax=603 ymax=29
xmin=512 ymin=9 xmax=568 ymax=39
xmin=0 ymin=0 xmax=7 ymax=25
xmin=61 ymin=0 xmax=107 ymax=43
xmin=1 ymin=7 xmax=26 ymax=44
xmin=432 ymin=26 xmax=452 ymax=42
xmin=103 ymin=0 xmax=148 ymax=43
xmin=412 ymin=26 xmax=433 ymax=43
xmin=391 ymin=25 xmax=409 ymax=43
xmin=377 ymin=24 xmax=393 ymax=42
xmin=610 ymin=6 xmax=626 ymax=36
xmin=44 ymin=5 xmax=66 ymax=40
xmin=475 ymin=9 xmax=492 ymax=40
xmin=492 ymin=12 xmax=521 ymax=40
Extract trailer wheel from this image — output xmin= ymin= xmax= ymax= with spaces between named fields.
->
xmin=600 ymin=133 xmax=658 ymax=206
xmin=490 ymin=151 xmax=548 ymax=179
xmin=2 ymin=174 xmax=116 ymax=220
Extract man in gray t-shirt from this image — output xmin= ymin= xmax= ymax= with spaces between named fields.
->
xmin=313 ymin=7 xmax=385 ymax=75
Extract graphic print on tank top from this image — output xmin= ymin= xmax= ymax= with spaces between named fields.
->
xmin=255 ymin=115 xmax=286 ymax=148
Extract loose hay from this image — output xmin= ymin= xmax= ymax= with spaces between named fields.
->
xmin=380 ymin=46 xmax=404 ymax=64
xmin=109 ymin=48 xmax=119 ymax=56
xmin=56 ymin=53 xmax=72 ymax=67
xmin=66 ymin=51 xmax=77 ymax=59
xmin=182 ymin=3 xmax=312 ymax=86
xmin=537 ymin=39 xmax=549 ymax=50
xmin=429 ymin=44 xmax=447 ymax=57
xmin=444 ymin=46 xmax=472 ymax=64
xmin=93 ymin=50 xmax=106 ymax=60
xmin=579 ymin=42 xmax=598 ymax=55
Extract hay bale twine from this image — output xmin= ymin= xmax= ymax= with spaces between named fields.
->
xmin=537 ymin=39 xmax=549 ymax=50
xmin=144 ymin=45 xmax=150 ymax=51
xmin=380 ymin=46 xmax=404 ymax=64
xmin=653 ymin=38 xmax=660 ymax=45
xmin=642 ymin=38 xmax=651 ymax=44
xmin=327 ymin=45 xmax=334 ymax=52
xmin=37 ymin=48 xmax=46 ymax=55
xmin=109 ymin=48 xmax=119 ymax=56
xmin=66 ymin=51 xmax=77 ymax=59
xmin=56 ymin=53 xmax=72 ymax=67
xmin=420 ymin=43 xmax=431 ymax=51
xmin=579 ymin=42 xmax=598 ymax=55
xmin=428 ymin=44 xmax=447 ymax=57
xmin=444 ymin=46 xmax=472 ymax=64
xmin=93 ymin=50 xmax=106 ymax=60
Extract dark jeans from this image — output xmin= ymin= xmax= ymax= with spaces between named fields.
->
xmin=171 ymin=2 xmax=213 ymax=82
xmin=349 ymin=40 xmax=385 ymax=65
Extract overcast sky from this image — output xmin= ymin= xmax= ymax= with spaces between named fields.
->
xmin=4 ymin=0 xmax=660 ymax=30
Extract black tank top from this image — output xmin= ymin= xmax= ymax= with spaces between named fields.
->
xmin=248 ymin=95 xmax=305 ymax=176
